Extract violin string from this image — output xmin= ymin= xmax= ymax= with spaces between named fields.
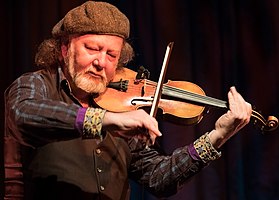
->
xmin=126 ymin=80 xmax=269 ymax=129
xmin=143 ymin=80 xmax=227 ymax=108
xmin=128 ymin=80 xmax=215 ymax=106
xmin=165 ymin=85 xmax=227 ymax=108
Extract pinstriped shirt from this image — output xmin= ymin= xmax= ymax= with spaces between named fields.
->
xmin=4 ymin=67 xmax=220 ymax=199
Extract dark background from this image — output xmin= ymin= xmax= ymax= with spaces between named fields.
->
xmin=1 ymin=0 xmax=279 ymax=199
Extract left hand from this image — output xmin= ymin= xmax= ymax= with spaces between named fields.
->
xmin=208 ymin=86 xmax=252 ymax=149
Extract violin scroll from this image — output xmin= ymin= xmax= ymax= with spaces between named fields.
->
xmin=251 ymin=110 xmax=278 ymax=132
xmin=265 ymin=115 xmax=278 ymax=131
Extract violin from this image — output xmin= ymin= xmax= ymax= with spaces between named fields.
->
xmin=94 ymin=67 xmax=278 ymax=132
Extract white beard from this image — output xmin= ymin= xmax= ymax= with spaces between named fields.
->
xmin=71 ymin=69 xmax=107 ymax=94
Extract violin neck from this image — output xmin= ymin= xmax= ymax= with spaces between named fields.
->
xmin=162 ymin=86 xmax=228 ymax=109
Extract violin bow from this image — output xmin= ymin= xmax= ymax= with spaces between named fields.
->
xmin=146 ymin=42 xmax=174 ymax=148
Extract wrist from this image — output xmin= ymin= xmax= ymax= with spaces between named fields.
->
xmin=208 ymin=129 xmax=228 ymax=149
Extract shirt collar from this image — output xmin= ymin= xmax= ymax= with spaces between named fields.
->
xmin=58 ymin=67 xmax=74 ymax=98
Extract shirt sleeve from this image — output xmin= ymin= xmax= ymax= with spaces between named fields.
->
xmin=5 ymin=72 xmax=81 ymax=148
xmin=128 ymin=132 xmax=222 ymax=197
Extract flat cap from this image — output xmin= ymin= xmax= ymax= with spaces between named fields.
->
xmin=52 ymin=1 xmax=130 ymax=39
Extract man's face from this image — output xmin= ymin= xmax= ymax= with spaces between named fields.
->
xmin=61 ymin=34 xmax=123 ymax=96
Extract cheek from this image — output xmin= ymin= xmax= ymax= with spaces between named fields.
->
xmin=105 ymin=65 xmax=117 ymax=81
xmin=74 ymin=54 xmax=92 ymax=72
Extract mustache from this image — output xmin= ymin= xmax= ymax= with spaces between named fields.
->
xmin=83 ymin=70 xmax=105 ymax=80
xmin=80 ymin=70 xmax=108 ymax=85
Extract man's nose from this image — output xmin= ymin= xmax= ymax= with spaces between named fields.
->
xmin=93 ymin=53 xmax=106 ymax=70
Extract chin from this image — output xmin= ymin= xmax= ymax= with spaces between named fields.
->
xmin=74 ymin=75 xmax=107 ymax=94
xmin=80 ymin=83 xmax=106 ymax=94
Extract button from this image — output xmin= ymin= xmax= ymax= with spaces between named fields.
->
xmin=100 ymin=186 xmax=105 ymax=191
xmin=96 ymin=148 xmax=101 ymax=154
xmin=97 ymin=168 xmax=102 ymax=173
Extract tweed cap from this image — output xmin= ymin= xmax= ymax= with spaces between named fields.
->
xmin=52 ymin=1 xmax=130 ymax=39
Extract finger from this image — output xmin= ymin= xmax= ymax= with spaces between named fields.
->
xmin=229 ymin=87 xmax=246 ymax=113
xmin=245 ymin=102 xmax=252 ymax=123
xmin=141 ymin=115 xmax=162 ymax=137
xmin=150 ymin=117 xmax=162 ymax=136
xmin=144 ymin=121 xmax=161 ymax=145
xmin=232 ymin=88 xmax=251 ymax=118
xmin=135 ymin=134 xmax=149 ymax=141
xmin=136 ymin=123 xmax=160 ymax=145
xmin=148 ymin=130 xmax=159 ymax=145
xmin=230 ymin=87 xmax=248 ymax=107
xmin=229 ymin=87 xmax=252 ymax=125
xmin=144 ymin=125 xmax=161 ymax=145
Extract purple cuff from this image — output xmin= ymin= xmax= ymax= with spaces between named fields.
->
xmin=75 ymin=107 xmax=87 ymax=135
xmin=188 ymin=143 xmax=202 ymax=161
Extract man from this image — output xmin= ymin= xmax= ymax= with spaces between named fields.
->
xmin=4 ymin=1 xmax=252 ymax=200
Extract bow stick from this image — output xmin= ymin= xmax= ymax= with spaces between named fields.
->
xmin=146 ymin=42 xmax=174 ymax=148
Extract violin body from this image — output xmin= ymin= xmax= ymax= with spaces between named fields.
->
xmin=95 ymin=67 xmax=206 ymax=126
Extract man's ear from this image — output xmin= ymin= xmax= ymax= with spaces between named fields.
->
xmin=61 ymin=44 xmax=68 ymax=58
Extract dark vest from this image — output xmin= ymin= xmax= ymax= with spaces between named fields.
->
xmin=29 ymin=133 xmax=132 ymax=200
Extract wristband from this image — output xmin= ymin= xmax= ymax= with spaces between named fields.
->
xmin=193 ymin=133 xmax=222 ymax=163
xmin=82 ymin=108 xmax=106 ymax=139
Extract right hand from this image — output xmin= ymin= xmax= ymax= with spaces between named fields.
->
xmin=102 ymin=109 xmax=162 ymax=144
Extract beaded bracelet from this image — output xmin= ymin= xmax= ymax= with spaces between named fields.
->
xmin=193 ymin=133 xmax=222 ymax=163
xmin=82 ymin=108 xmax=106 ymax=139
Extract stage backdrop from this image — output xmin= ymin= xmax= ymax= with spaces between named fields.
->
xmin=1 ymin=0 xmax=279 ymax=199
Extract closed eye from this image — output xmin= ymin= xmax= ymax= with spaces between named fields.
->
xmin=85 ymin=44 xmax=98 ymax=51
xmin=107 ymin=53 xmax=117 ymax=58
